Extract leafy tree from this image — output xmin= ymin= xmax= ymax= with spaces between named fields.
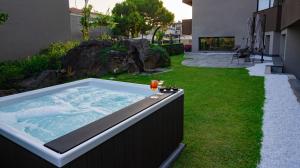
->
xmin=0 ymin=12 xmax=8 ymax=25
xmin=127 ymin=0 xmax=174 ymax=32
xmin=111 ymin=1 xmax=143 ymax=38
xmin=112 ymin=0 xmax=174 ymax=38
xmin=80 ymin=5 xmax=93 ymax=40
xmin=94 ymin=13 xmax=115 ymax=28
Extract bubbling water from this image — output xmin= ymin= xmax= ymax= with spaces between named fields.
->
xmin=0 ymin=86 xmax=146 ymax=143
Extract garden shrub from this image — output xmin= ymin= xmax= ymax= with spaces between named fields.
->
xmin=19 ymin=54 xmax=52 ymax=76
xmin=0 ymin=40 xmax=79 ymax=88
xmin=44 ymin=41 xmax=80 ymax=57
xmin=161 ymin=43 xmax=184 ymax=56
xmin=149 ymin=45 xmax=170 ymax=68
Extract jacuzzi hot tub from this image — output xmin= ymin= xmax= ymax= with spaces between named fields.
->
xmin=0 ymin=78 xmax=184 ymax=168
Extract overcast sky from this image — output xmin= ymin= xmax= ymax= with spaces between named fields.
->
xmin=69 ymin=0 xmax=192 ymax=21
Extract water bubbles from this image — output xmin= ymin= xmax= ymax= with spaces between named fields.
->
xmin=0 ymin=86 xmax=146 ymax=143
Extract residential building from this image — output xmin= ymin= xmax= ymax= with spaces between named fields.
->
xmin=166 ymin=22 xmax=182 ymax=35
xmin=256 ymin=0 xmax=300 ymax=79
xmin=183 ymin=0 xmax=300 ymax=79
xmin=183 ymin=0 xmax=257 ymax=52
xmin=0 ymin=0 xmax=71 ymax=61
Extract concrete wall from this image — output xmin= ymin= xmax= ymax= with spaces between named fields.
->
xmin=279 ymin=29 xmax=287 ymax=61
xmin=265 ymin=31 xmax=280 ymax=56
xmin=0 ymin=0 xmax=71 ymax=61
xmin=191 ymin=0 xmax=257 ymax=52
xmin=70 ymin=14 xmax=109 ymax=40
xmin=283 ymin=25 xmax=300 ymax=79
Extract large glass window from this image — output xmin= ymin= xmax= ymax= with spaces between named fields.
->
xmin=258 ymin=0 xmax=282 ymax=11
xmin=199 ymin=37 xmax=235 ymax=51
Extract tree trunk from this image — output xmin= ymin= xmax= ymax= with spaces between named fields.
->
xmin=152 ymin=26 xmax=161 ymax=44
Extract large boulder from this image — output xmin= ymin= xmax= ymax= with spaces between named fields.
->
xmin=61 ymin=39 xmax=151 ymax=76
xmin=0 ymin=89 xmax=18 ymax=97
xmin=61 ymin=39 xmax=169 ymax=77
xmin=106 ymin=50 xmax=129 ymax=74
xmin=61 ymin=40 xmax=113 ymax=77
xmin=19 ymin=70 xmax=61 ymax=90
xmin=121 ymin=39 xmax=150 ymax=72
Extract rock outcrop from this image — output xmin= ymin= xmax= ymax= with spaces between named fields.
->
xmin=19 ymin=70 xmax=61 ymax=89
xmin=0 ymin=39 xmax=171 ymax=97
xmin=61 ymin=39 xmax=157 ymax=77
xmin=61 ymin=40 xmax=113 ymax=77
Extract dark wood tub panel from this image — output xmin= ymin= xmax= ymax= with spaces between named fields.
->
xmin=0 ymin=95 xmax=184 ymax=168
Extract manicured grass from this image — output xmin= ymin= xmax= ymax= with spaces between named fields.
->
xmin=103 ymin=55 xmax=264 ymax=168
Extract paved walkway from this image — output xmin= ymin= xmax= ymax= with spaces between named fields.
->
xmin=247 ymin=64 xmax=300 ymax=168
xmin=182 ymin=52 xmax=272 ymax=68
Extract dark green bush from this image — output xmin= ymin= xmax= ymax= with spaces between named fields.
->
xmin=149 ymin=45 xmax=170 ymax=68
xmin=40 ymin=41 xmax=80 ymax=69
xmin=19 ymin=54 xmax=52 ymax=76
xmin=0 ymin=41 xmax=79 ymax=88
xmin=42 ymin=41 xmax=80 ymax=57
xmin=0 ymin=62 xmax=23 ymax=81
xmin=161 ymin=43 xmax=184 ymax=56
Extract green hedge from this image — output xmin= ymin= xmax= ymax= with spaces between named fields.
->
xmin=0 ymin=41 xmax=79 ymax=89
xmin=161 ymin=43 xmax=184 ymax=56
xmin=149 ymin=45 xmax=170 ymax=68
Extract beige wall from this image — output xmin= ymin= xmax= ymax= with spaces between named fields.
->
xmin=191 ymin=0 xmax=257 ymax=52
xmin=0 ymin=0 xmax=71 ymax=61
xmin=70 ymin=14 xmax=109 ymax=40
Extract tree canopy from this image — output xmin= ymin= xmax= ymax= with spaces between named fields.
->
xmin=112 ymin=0 xmax=174 ymax=38
xmin=112 ymin=1 xmax=144 ymax=38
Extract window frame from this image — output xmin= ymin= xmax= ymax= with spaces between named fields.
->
xmin=257 ymin=0 xmax=283 ymax=11
xmin=198 ymin=36 xmax=235 ymax=51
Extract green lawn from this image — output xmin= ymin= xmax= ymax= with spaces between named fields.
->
xmin=103 ymin=55 xmax=264 ymax=168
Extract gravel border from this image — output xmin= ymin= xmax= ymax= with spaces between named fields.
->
xmin=247 ymin=64 xmax=300 ymax=168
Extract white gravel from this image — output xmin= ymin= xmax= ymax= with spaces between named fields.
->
xmin=247 ymin=63 xmax=300 ymax=168
xmin=247 ymin=62 xmax=273 ymax=76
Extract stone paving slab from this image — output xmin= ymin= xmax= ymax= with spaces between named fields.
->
xmin=182 ymin=52 xmax=272 ymax=68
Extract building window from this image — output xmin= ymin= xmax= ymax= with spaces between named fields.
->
xmin=258 ymin=0 xmax=282 ymax=11
xmin=199 ymin=37 xmax=235 ymax=51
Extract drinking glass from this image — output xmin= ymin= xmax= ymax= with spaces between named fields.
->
xmin=150 ymin=80 xmax=159 ymax=98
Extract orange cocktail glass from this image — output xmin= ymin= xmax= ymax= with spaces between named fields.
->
xmin=150 ymin=80 xmax=159 ymax=91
